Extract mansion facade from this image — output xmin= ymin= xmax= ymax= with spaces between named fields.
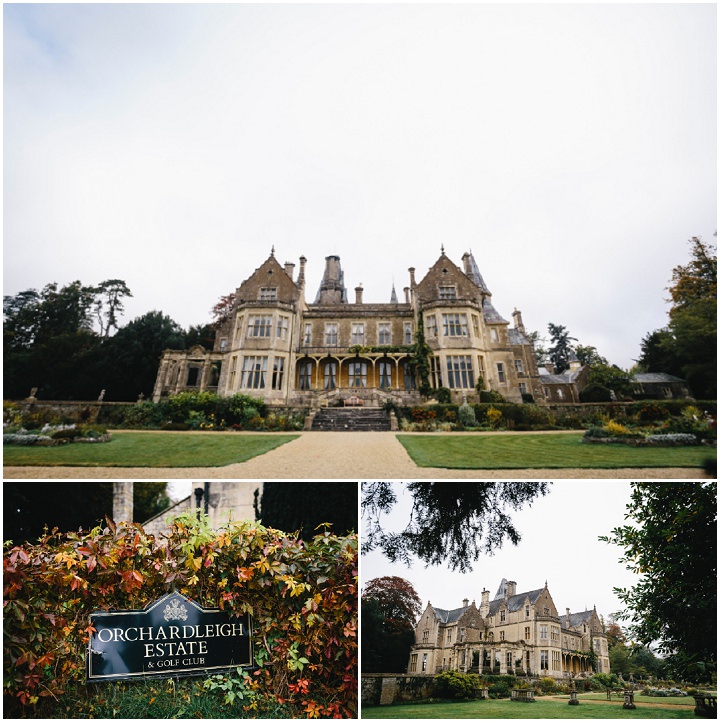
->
xmin=152 ymin=248 xmax=545 ymax=406
xmin=408 ymin=579 xmax=610 ymax=680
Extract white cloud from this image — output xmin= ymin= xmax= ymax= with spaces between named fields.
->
xmin=360 ymin=481 xmax=641 ymax=625
xmin=4 ymin=3 xmax=716 ymax=369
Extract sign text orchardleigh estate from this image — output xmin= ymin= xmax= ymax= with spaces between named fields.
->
xmin=87 ymin=592 xmax=252 ymax=681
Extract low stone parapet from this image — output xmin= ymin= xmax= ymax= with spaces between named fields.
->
xmin=511 ymin=688 xmax=535 ymax=702
xmin=361 ymin=674 xmax=436 ymax=707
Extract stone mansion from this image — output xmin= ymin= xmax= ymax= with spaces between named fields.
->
xmin=153 ymin=249 xmax=556 ymax=407
xmin=153 ymin=248 xmax=549 ymax=406
xmin=408 ymin=579 xmax=610 ymax=680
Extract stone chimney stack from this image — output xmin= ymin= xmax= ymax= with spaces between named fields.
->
xmin=506 ymin=580 xmax=517 ymax=598
xmin=408 ymin=267 xmax=416 ymax=288
xmin=355 ymin=284 xmax=364 ymax=304
xmin=480 ymin=588 xmax=490 ymax=616
xmin=113 ymin=482 xmax=133 ymax=523
xmin=461 ymin=252 xmax=472 ymax=276
xmin=566 ymin=608 xmax=571 ymax=628
xmin=298 ymin=256 xmax=307 ymax=287
xmin=404 ymin=286 xmax=410 ymax=304
xmin=512 ymin=308 xmax=525 ymax=333
xmin=463 ymin=598 xmax=469 ymax=608
xmin=284 ymin=262 xmax=295 ymax=281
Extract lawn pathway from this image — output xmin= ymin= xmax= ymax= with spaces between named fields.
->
xmin=3 ymin=431 xmax=707 ymax=478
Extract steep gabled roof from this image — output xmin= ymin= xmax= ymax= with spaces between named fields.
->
xmin=235 ymin=252 xmax=302 ymax=304
xmin=415 ymin=252 xmax=482 ymax=303
xmin=632 ymin=372 xmax=687 ymax=384
xmin=508 ymin=327 xmax=531 ymax=345
xmin=431 ymin=606 xmax=470 ymax=624
xmin=463 ymin=250 xmax=491 ymax=294
xmin=488 ymin=588 xmax=545 ymax=615
xmin=568 ymin=610 xmax=594 ymax=627
xmin=482 ymin=297 xmax=508 ymax=324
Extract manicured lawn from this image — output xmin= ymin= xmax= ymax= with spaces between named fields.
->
xmin=362 ymin=696 xmax=697 ymax=718
xmin=3 ymin=432 xmax=299 ymax=467
xmin=397 ymin=433 xmax=715 ymax=469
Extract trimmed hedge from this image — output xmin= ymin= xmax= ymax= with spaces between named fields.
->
xmin=394 ymin=399 xmax=716 ymax=432
xmin=3 ymin=513 xmax=357 ymax=718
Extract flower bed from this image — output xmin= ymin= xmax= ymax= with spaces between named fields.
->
xmin=3 ymin=423 xmax=111 ymax=446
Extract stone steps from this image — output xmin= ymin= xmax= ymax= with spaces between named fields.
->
xmin=311 ymin=408 xmax=391 ymax=432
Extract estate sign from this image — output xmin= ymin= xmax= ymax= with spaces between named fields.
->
xmin=87 ymin=592 xmax=252 ymax=681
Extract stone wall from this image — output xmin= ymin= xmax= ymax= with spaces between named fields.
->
xmin=14 ymin=399 xmax=135 ymax=425
xmin=361 ymin=674 xmax=436 ymax=707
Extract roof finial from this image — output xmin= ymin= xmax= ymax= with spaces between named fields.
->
xmin=271 ymin=245 xmax=275 ymax=257
xmin=441 ymin=244 xmax=446 ymax=256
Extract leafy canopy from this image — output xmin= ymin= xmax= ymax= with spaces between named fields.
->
xmin=361 ymin=576 xmax=420 ymax=673
xmin=599 ymin=482 xmax=716 ymax=681
xmin=361 ymin=482 xmax=550 ymax=572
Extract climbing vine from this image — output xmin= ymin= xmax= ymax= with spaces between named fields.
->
xmin=410 ymin=311 xmax=433 ymax=396
xmin=3 ymin=514 xmax=357 ymax=718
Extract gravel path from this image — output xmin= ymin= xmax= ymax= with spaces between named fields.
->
xmin=3 ymin=431 xmax=709 ymax=479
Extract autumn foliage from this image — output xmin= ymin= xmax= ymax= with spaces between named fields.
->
xmin=3 ymin=513 xmax=357 ymax=718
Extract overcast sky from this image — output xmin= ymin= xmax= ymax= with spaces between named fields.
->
xmin=361 ymin=481 xmax=643 ymax=629
xmin=4 ymin=3 xmax=716 ymax=370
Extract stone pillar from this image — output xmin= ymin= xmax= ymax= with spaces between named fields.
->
xmin=113 ymin=482 xmax=133 ymax=522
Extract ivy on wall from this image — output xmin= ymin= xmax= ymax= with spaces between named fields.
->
xmin=3 ymin=513 xmax=357 ymax=718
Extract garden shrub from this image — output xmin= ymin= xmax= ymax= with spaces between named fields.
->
xmin=485 ymin=406 xmax=503 ymax=428
xmin=579 ymin=383 xmax=613 ymax=402
xmin=457 ymin=402 xmax=477 ymax=428
xmin=120 ymin=400 xmax=164 ymax=428
xmin=429 ymin=387 xmax=452 ymax=404
xmin=537 ymin=676 xmax=559 ymax=694
xmin=479 ymin=674 xmax=515 ymax=699
xmin=434 ymin=670 xmax=479 ymax=698
xmin=3 ymin=513 xmax=357 ymax=718
xmin=480 ymin=390 xmax=505 ymax=403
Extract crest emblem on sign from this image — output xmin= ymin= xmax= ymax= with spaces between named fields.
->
xmin=163 ymin=598 xmax=189 ymax=622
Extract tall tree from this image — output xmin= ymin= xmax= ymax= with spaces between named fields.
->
xmin=599 ymin=482 xmax=716 ymax=682
xmin=637 ymin=236 xmax=717 ymax=398
xmin=363 ymin=576 xmax=422 ymax=627
xmin=362 ymin=482 xmax=550 ymax=572
xmin=665 ymin=238 xmax=717 ymax=398
xmin=362 ymin=576 xmax=421 ymax=673
xmin=259 ymin=482 xmax=357 ymax=538
xmin=211 ymin=293 xmax=236 ymax=329
xmin=96 ymin=311 xmax=186 ymax=400
xmin=636 ymin=329 xmax=683 ymax=377
xmin=3 ymin=280 xmax=132 ymax=399
xmin=527 ymin=330 xmax=548 ymax=367
xmin=3 ymin=482 xmax=170 ymax=544
xmin=93 ymin=279 xmax=133 ymax=337
xmin=185 ymin=323 xmax=217 ymax=350
xmin=547 ymin=323 xmax=577 ymax=373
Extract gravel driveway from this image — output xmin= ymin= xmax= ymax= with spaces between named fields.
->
xmin=3 ymin=431 xmax=708 ymax=479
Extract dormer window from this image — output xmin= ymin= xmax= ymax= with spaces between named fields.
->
xmin=439 ymin=285 xmax=456 ymax=300
xmin=260 ymin=287 xmax=277 ymax=301
xmin=500 ymin=610 xmax=506 ymax=622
